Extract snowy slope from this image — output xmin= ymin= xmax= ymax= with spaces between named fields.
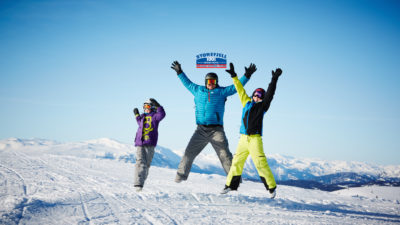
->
xmin=334 ymin=185 xmax=400 ymax=202
xmin=1 ymin=138 xmax=399 ymax=182
xmin=0 ymin=147 xmax=399 ymax=224
xmin=1 ymin=138 xmax=400 ymax=224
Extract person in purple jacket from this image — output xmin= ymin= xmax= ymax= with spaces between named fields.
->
xmin=133 ymin=98 xmax=166 ymax=191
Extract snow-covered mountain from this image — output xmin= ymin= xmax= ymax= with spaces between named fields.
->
xmin=1 ymin=138 xmax=399 ymax=191
xmin=1 ymin=137 xmax=400 ymax=224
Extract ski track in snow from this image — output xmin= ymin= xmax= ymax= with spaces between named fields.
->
xmin=1 ymin=148 xmax=400 ymax=224
xmin=0 ymin=162 xmax=28 ymax=225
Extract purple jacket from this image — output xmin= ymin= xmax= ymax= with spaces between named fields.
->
xmin=134 ymin=106 xmax=166 ymax=146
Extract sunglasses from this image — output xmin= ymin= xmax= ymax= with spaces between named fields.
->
xmin=253 ymin=92 xmax=263 ymax=98
xmin=143 ymin=104 xmax=152 ymax=109
xmin=207 ymin=79 xmax=216 ymax=85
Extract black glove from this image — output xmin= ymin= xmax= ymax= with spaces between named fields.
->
xmin=244 ymin=63 xmax=257 ymax=78
xmin=272 ymin=68 xmax=282 ymax=79
xmin=171 ymin=61 xmax=183 ymax=75
xmin=225 ymin=63 xmax=237 ymax=78
xmin=133 ymin=108 xmax=139 ymax=116
xmin=149 ymin=98 xmax=160 ymax=108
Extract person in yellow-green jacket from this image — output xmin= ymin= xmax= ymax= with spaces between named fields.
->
xmin=221 ymin=62 xmax=282 ymax=199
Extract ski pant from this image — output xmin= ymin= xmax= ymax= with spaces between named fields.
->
xmin=176 ymin=125 xmax=233 ymax=180
xmin=226 ymin=134 xmax=276 ymax=191
xmin=134 ymin=145 xmax=155 ymax=187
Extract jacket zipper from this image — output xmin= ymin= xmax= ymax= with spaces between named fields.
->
xmin=245 ymin=103 xmax=253 ymax=135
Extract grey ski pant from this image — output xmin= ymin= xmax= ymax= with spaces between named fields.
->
xmin=134 ymin=145 xmax=155 ymax=187
xmin=176 ymin=125 xmax=233 ymax=181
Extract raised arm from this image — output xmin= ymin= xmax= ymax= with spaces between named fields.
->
xmin=233 ymin=77 xmax=251 ymax=107
xmin=262 ymin=68 xmax=282 ymax=112
xmin=221 ymin=62 xmax=256 ymax=96
xmin=171 ymin=60 xmax=200 ymax=95
xmin=225 ymin=63 xmax=252 ymax=106
xmin=149 ymin=98 xmax=166 ymax=121
xmin=133 ymin=108 xmax=143 ymax=125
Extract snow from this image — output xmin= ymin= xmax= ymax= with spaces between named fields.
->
xmin=334 ymin=186 xmax=400 ymax=202
xmin=1 ymin=138 xmax=400 ymax=224
xmin=1 ymin=138 xmax=399 ymax=181
xmin=268 ymin=153 xmax=400 ymax=178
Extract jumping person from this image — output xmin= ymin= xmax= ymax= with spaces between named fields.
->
xmin=221 ymin=63 xmax=282 ymax=199
xmin=171 ymin=61 xmax=256 ymax=183
xmin=133 ymin=98 xmax=166 ymax=191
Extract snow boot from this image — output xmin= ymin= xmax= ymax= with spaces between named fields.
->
xmin=269 ymin=187 xmax=276 ymax=199
xmin=135 ymin=185 xmax=143 ymax=192
xmin=175 ymin=174 xmax=186 ymax=183
xmin=220 ymin=185 xmax=232 ymax=194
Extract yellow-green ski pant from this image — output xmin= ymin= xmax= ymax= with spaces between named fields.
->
xmin=226 ymin=134 xmax=276 ymax=191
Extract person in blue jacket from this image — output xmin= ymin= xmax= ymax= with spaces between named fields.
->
xmin=171 ymin=60 xmax=256 ymax=182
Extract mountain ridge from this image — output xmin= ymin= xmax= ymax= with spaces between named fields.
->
xmin=1 ymin=137 xmax=399 ymax=191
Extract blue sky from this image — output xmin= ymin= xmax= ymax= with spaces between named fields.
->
xmin=1 ymin=0 xmax=399 ymax=165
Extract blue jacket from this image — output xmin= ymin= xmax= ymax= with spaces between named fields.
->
xmin=178 ymin=72 xmax=249 ymax=125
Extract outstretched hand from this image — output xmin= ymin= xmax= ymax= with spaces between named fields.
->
xmin=149 ymin=98 xmax=161 ymax=107
xmin=133 ymin=108 xmax=139 ymax=116
xmin=272 ymin=68 xmax=282 ymax=78
xmin=244 ymin=63 xmax=257 ymax=79
xmin=225 ymin=63 xmax=237 ymax=78
xmin=171 ymin=61 xmax=183 ymax=75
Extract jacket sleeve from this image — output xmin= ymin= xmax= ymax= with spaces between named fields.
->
xmin=178 ymin=72 xmax=201 ymax=95
xmin=220 ymin=75 xmax=250 ymax=97
xmin=135 ymin=114 xmax=143 ymax=125
xmin=153 ymin=106 xmax=166 ymax=121
xmin=232 ymin=76 xmax=251 ymax=107
xmin=262 ymin=76 xmax=279 ymax=112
